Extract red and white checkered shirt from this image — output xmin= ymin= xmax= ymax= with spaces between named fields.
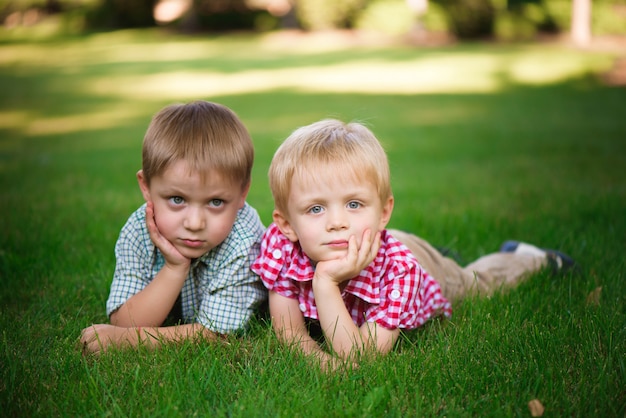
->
xmin=251 ymin=224 xmax=452 ymax=330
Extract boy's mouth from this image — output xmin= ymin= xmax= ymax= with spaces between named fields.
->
xmin=326 ymin=240 xmax=349 ymax=248
xmin=182 ymin=239 xmax=205 ymax=248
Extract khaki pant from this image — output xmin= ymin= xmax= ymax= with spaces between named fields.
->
xmin=389 ymin=229 xmax=547 ymax=303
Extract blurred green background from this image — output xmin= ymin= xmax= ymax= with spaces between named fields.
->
xmin=1 ymin=2 xmax=625 ymax=416
xmin=1 ymin=0 xmax=624 ymax=42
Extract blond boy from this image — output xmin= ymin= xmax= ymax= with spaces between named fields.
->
xmin=252 ymin=119 xmax=574 ymax=367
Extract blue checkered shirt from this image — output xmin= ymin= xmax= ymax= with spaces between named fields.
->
xmin=106 ymin=202 xmax=267 ymax=333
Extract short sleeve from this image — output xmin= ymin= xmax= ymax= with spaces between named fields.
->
xmin=106 ymin=206 xmax=156 ymax=317
xmin=364 ymin=260 xmax=423 ymax=329
xmin=251 ymin=223 xmax=301 ymax=299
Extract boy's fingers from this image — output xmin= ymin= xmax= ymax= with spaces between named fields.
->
xmin=80 ymin=326 xmax=100 ymax=355
xmin=358 ymin=229 xmax=378 ymax=265
xmin=348 ymin=235 xmax=358 ymax=258
xmin=371 ymin=231 xmax=381 ymax=258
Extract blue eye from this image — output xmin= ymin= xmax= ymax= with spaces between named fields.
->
xmin=309 ymin=205 xmax=323 ymax=214
xmin=347 ymin=201 xmax=361 ymax=209
xmin=209 ymin=199 xmax=224 ymax=207
xmin=170 ymin=196 xmax=184 ymax=205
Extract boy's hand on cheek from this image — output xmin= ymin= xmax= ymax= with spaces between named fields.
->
xmin=145 ymin=201 xmax=190 ymax=269
xmin=315 ymin=230 xmax=381 ymax=285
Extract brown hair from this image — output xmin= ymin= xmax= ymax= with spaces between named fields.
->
xmin=269 ymin=119 xmax=391 ymax=215
xmin=142 ymin=101 xmax=253 ymax=189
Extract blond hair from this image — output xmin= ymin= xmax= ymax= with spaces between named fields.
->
xmin=269 ymin=119 xmax=391 ymax=215
xmin=142 ymin=101 xmax=253 ymax=188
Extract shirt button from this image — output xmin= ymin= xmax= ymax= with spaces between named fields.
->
xmin=299 ymin=303 xmax=306 ymax=312
xmin=390 ymin=289 xmax=401 ymax=301
xmin=272 ymin=249 xmax=282 ymax=259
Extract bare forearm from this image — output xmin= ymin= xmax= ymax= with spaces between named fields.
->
xmin=81 ymin=323 xmax=218 ymax=354
xmin=269 ymin=291 xmax=338 ymax=368
xmin=111 ymin=264 xmax=188 ymax=327
xmin=137 ymin=323 xmax=217 ymax=347
xmin=311 ymin=230 xmax=382 ymax=359
xmin=275 ymin=321 xmax=325 ymax=356
xmin=312 ymin=276 xmax=401 ymax=359
xmin=313 ymin=278 xmax=364 ymax=359
xmin=274 ymin=322 xmax=345 ymax=371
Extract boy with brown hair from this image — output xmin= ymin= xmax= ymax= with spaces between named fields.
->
xmin=81 ymin=100 xmax=266 ymax=354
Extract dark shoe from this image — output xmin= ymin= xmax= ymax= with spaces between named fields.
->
xmin=499 ymin=240 xmax=520 ymax=253
xmin=545 ymin=249 xmax=577 ymax=275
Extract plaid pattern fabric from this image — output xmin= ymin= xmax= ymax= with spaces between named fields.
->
xmin=106 ymin=202 xmax=267 ymax=333
xmin=251 ymin=224 xmax=452 ymax=330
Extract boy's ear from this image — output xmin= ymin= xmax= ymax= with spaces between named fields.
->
xmin=273 ymin=210 xmax=299 ymax=242
xmin=136 ymin=170 xmax=151 ymax=202
xmin=378 ymin=195 xmax=395 ymax=230
xmin=238 ymin=181 xmax=251 ymax=209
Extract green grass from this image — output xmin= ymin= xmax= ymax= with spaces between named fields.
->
xmin=1 ymin=28 xmax=625 ymax=416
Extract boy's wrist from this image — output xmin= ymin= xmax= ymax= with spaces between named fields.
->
xmin=162 ymin=261 xmax=191 ymax=278
xmin=312 ymin=273 xmax=341 ymax=292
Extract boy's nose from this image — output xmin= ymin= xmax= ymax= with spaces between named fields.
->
xmin=326 ymin=209 xmax=348 ymax=231
xmin=184 ymin=207 xmax=205 ymax=231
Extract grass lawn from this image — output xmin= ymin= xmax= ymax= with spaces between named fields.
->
xmin=1 ymin=28 xmax=625 ymax=416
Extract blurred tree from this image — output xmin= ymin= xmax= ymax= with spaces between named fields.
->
xmin=355 ymin=0 xmax=418 ymax=36
xmin=1 ymin=0 xmax=61 ymax=21
xmin=495 ymin=0 xmax=559 ymax=41
xmin=86 ymin=0 xmax=157 ymax=28
xmin=183 ymin=0 xmax=260 ymax=31
xmin=294 ymin=0 xmax=365 ymax=30
xmin=433 ymin=0 xmax=495 ymax=38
